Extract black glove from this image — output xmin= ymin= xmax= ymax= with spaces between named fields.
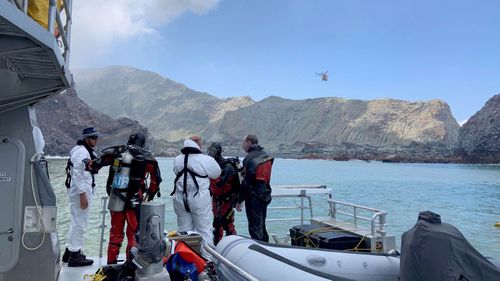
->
xmin=146 ymin=190 xmax=161 ymax=201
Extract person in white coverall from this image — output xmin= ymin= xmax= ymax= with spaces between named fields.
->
xmin=62 ymin=127 xmax=99 ymax=267
xmin=172 ymin=135 xmax=221 ymax=256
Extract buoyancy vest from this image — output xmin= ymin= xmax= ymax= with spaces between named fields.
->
xmin=210 ymin=158 xmax=241 ymax=197
xmin=242 ymin=146 xmax=273 ymax=202
xmin=244 ymin=150 xmax=273 ymax=186
xmin=171 ymin=147 xmax=208 ymax=212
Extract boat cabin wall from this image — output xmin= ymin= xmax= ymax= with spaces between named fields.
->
xmin=0 ymin=105 xmax=59 ymax=281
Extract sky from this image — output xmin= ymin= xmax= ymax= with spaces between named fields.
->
xmin=70 ymin=0 xmax=500 ymax=123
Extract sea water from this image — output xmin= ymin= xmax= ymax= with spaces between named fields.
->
xmin=48 ymin=158 xmax=500 ymax=258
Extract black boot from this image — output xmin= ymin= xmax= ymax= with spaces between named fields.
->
xmin=62 ymin=248 xmax=70 ymax=263
xmin=63 ymin=248 xmax=87 ymax=263
xmin=68 ymin=250 xmax=93 ymax=267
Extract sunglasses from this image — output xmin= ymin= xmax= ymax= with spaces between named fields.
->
xmin=89 ymin=136 xmax=98 ymax=140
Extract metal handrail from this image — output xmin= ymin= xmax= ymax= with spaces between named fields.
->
xmin=328 ymin=199 xmax=387 ymax=236
xmin=268 ymin=185 xmax=331 ymax=229
xmin=98 ymin=196 xmax=108 ymax=258
xmin=8 ymin=0 xmax=73 ymax=70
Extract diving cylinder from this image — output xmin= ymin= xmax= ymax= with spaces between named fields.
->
xmin=236 ymin=160 xmax=244 ymax=184
xmin=107 ymin=150 xmax=133 ymax=212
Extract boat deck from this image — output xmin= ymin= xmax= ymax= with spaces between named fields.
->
xmin=58 ymin=256 xmax=126 ymax=281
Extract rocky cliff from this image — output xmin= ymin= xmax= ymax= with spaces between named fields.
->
xmin=73 ymin=66 xmax=254 ymax=141
xmin=71 ymin=66 xmax=469 ymax=162
xmin=35 ymin=88 xmax=152 ymax=156
xmin=215 ymin=96 xmax=460 ymax=161
xmin=457 ymin=94 xmax=500 ymax=163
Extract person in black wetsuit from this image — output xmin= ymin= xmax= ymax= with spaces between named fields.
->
xmin=236 ymin=134 xmax=274 ymax=242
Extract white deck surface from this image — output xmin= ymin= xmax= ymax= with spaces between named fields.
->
xmin=58 ymin=256 xmax=125 ymax=281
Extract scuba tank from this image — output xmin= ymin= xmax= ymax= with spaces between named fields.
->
xmin=108 ymin=150 xmax=133 ymax=212
xmin=235 ymin=159 xmax=244 ymax=184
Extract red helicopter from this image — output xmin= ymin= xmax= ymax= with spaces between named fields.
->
xmin=315 ymin=71 xmax=328 ymax=81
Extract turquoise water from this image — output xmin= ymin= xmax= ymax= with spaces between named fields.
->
xmin=48 ymin=158 xmax=500 ymax=258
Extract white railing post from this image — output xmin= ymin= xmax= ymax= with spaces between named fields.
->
xmin=47 ymin=0 xmax=56 ymax=34
xmin=98 ymin=196 xmax=108 ymax=258
xmin=299 ymin=189 xmax=305 ymax=224
xmin=63 ymin=0 xmax=72 ymax=69
xmin=308 ymin=195 xmax=313 ymax=218
xmin=353 ymin=206 xmax=358 ymax=226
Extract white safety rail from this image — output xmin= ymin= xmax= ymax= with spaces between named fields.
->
xmin=7 ymin=0 xmax=73 ymax=70
xmin=268 ymin=184 xmax=332 ymax=225
xmin=309 ymin=199 xmax=396 ymax=253
xmin=98 ymin=196 xmax=109 ymax=258
xmin=267 ymin=185 xmax=395 ymax=253
xmin=327 ymin=199 xmax=387 ymax=236
xmin=266 ymin=185 xmax=332 ymax=243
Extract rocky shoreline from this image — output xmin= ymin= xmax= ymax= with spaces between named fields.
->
xmin=34 ymin=66 xmax=499 ymax=164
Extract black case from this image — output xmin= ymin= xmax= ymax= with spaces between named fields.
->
xmin=290 ymin=224 xmax=367 ymax=251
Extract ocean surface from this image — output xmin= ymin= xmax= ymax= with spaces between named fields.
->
xmin=47 ymin=157 xmax=500 ymax=259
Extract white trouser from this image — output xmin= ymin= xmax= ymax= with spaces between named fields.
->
xmin=173 ymin=188 xmax=214 ymax=257
xmin=66 ymin=193 xmax=91 ymax=252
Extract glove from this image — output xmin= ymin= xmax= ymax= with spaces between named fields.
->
xmin=146 ymin=189 xmax=160 ymax=201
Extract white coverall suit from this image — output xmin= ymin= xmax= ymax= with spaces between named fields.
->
xmin=66 ymin=145 xmax=94 ymax=252
xmin=173 ymin=139 xmax=221 ymax=254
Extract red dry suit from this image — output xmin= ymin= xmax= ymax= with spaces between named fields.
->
xmin=210 ymin=158 xmax=241 ymax=245
xmin=99 ymin=145 xmax=162 ymax=264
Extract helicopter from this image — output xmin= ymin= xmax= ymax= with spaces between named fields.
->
xmin=315 ymin=71 xmax=328 ymax=81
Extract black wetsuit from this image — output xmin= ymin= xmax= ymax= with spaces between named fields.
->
xmin=240 ymin=145 xmax=273 ymax=242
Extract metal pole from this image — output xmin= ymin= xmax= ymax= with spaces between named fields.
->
xmin=47 ymin=0 xmax=56 ymax=34
xmin=353 ymin=206 xmax=357 ymax=226
xmin=98 ymin=196 xmax=108 ymax=258
xmin=308 ymin=195 xmax=313 ymax=218
xmin=300 ymin=189 xmax=305 ymax=224
xmin=62 ymin=0 xmax=72 ymax=69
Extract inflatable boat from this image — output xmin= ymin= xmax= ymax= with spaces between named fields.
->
xmin=214 ymin=235 xmax=400 ymax=281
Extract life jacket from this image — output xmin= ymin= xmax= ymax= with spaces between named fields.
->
xmin=242 ymin=147 xmax=274 ymax=201
xmin=255 ymin=158 xmax=273 ymax=184
xmin=167 ymin=240 xmax=207 ymax=275
xmin=210 ymin=157 xmax=241 ymax=197
xmin=245 ymin=153 xmax=274 ymax=186
xmin=171 ymin=147 xmax=208 ymax=213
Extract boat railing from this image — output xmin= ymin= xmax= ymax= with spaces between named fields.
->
xmin=267 ymin=184 xmax=331 ymax=242
xmin=327 ymin=199 xmax=387 ymax=236
xmin=267 ymin=185 xmax=394 ymax=252
xmin=317 ymin=198 xmax=395 ymax=252
xmin=97 ymin=196 xmax=108 ymax=258
xmin=7 ymin=0 xmax=73 ymax=70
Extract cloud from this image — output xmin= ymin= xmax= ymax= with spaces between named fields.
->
xmin=458 ymin=119 xmax=468 ymax=126
xmin=70 ymin=0 xmax=221 ymax=67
